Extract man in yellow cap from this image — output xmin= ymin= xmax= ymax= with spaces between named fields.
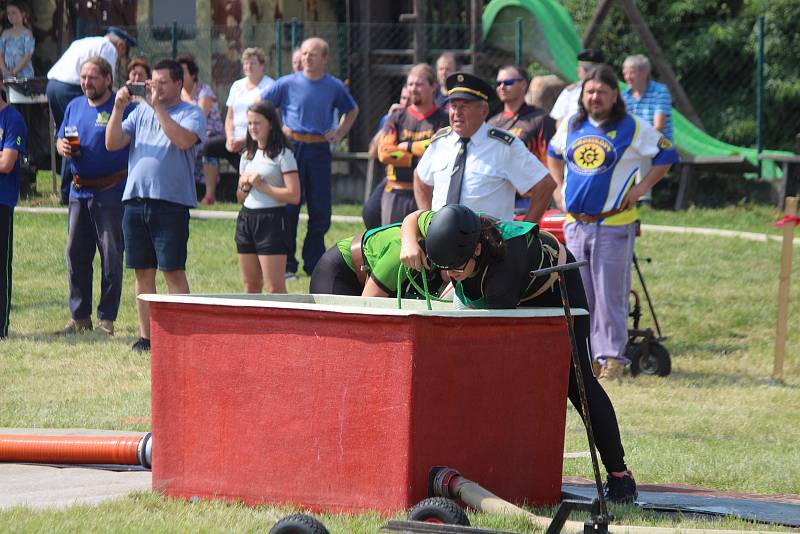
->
xmin=413 ymin=71 xmax=555 ymax=222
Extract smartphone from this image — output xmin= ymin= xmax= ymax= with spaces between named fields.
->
xmin=127 ymin=82 xmax=146 ymax=97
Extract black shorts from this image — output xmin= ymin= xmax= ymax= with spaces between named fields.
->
xmin=309 ymin=245 xmax=361 ymax=296
xmin=235 ymin=206 xmax=291 ymax=255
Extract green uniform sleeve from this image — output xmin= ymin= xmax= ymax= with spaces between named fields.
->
xmin=336 ymin=237 xmax=355 ymax=272
xmin=417 ymin=210 xmax=435 ymax=239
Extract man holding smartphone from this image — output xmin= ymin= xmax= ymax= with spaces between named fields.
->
xmin=105 ymin=59 xmax=206 ymax=353
xmin=127 ymin=82 xmax=146 ymax=98
xmin=54 ymin=56 xmax=135 ymax=337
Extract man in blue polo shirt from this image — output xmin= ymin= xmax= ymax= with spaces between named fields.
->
xmin=106 ymin=59 xmax=205 ymax=352
xmin=261 ymin=36 xmax=358 ymax=278
xmin=0 ymin=79 xmax=27 ymax=339
xmin=55 ymin=56 xmax=135 ymax=337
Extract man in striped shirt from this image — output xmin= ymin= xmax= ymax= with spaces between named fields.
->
xmin=621 ymin=55 xmax=674 ymax=203
xmin=621 ymin=54 xmax=673 ymax=141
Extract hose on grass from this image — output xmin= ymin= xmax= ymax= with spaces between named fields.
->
xmin=432 ymin=468 xmax=787 ymax=534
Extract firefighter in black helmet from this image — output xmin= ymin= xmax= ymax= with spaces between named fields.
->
xmin=399 ymin=205 xmax=639 ymax=504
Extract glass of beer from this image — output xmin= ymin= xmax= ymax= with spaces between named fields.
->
xmin=64 ymin=126 xmax=80 ymax=157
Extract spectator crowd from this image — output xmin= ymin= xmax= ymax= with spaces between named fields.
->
xmin=1 ymin=13 xmax=677 ymax=398
xmin=0 ymin=8 xmax=684 ymax=506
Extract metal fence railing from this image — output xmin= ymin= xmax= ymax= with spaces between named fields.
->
xmin=20 ymin=14 xmax=797 ymax=160
xmin=111 ymin=18 xmax=798 ymax=156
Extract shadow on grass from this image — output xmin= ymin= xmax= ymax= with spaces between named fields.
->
xmin=7 ymin=330 xmax=143 ymax=349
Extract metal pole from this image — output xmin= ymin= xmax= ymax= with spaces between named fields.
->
xmin=530 ymin=261 xmax=609 ymax=520
xmin=275 ymin=18 xmax=282 ymax=77
xmin=515 ymin=18 xmax=522 ymax=65
xmin=756 ymin=16 xmax=765 ymax=161
xmin=171 ymin=21 xmax=178 ymax=60
xmin=291 ymin=17 xmax=298 ymax=51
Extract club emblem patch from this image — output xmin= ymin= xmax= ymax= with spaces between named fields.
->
xmin=566 ymin=136 xmax=617 ymax=175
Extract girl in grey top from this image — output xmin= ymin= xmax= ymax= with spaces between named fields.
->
xmin=235 ymin=101 xmax=300 ymax=293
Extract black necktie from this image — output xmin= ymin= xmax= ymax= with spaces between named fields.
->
xmin=446 ymin=137 xmax=470 ymax=205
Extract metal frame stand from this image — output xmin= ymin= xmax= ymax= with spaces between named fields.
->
xmin=530 ymin=260 xmax=612 ymax=534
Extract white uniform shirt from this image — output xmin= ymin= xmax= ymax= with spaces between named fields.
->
xmin=226 ymin=76 xmax=275 ymax=140
xmin=240 ymin=148 xmax=298 ymax=209
xmin=47 ymin=36 xmax=118 ymax=85
xmin=549 ymin=83 xmax=582 ymax=123
xmin=416 ymin=122 xmax=548 ymax=220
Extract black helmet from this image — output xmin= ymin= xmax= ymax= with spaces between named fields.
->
xmin=426 ymin=205 xmax=481 ymax=270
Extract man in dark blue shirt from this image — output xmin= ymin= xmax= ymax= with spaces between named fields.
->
xmin=55 ymin=56 xmax=135 ymax=336
xmin=261 ymin=37 xmax=358 ymax=278
xmin=0 ymin=79 xmax=27 ymax=339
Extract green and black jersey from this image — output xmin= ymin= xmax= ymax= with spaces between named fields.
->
xmin=418 ymin=210 xmax=561 ymax=309
xmin=336 ymin=223 xmax=442 ymax=296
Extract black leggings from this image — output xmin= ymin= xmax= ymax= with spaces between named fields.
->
xmin=527 ymin=252 xmax=627 ymax=474
xmin=0 ymin=205 xmax=12 ymax=338
xmin=309 ymin=245 xmax=362 ymax=296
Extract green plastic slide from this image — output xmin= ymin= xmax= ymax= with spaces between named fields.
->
xmin=482 ymin=0 xmax=787 ymax=178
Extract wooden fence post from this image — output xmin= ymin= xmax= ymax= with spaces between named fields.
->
xmin=773 ymin=196 xmax=798 ymax=379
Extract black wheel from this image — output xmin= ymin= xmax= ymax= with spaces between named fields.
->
xmin=625 ymin=341 xmax=642 ymax=376
xmin=269 ymin=513 xmax=329 ymax=534
xmin=408 ymin=497 xmax=470 ymax=526
xmin=630 ymin=341 xmax=671 ymax=377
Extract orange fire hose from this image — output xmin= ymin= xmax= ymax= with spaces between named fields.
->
xmin=0 ymin=433 xmax=151 ymax=467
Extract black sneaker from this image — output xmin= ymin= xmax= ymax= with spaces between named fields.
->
xmin=603 ymin=472 xmax=638 ymax=504
xmin=131 ymin=337 xmax=151 ymax=352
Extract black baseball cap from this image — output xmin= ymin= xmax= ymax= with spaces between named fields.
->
xmin=445 ymin=71 xmax=493 ymax=102
xmin=576 ymin=48 xmax=605 ymax=64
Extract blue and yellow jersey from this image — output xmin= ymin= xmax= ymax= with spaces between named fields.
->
xmin=548 ymin=113 xmax=679 ymax=226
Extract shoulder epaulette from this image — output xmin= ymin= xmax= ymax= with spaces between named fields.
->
xmin=487 ymin=127 xmax=515 ymax=145
xmin=430 ymin=127 xmax=452 ymax=143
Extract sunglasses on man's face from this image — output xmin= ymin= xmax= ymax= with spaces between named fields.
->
xmin=496 ymin=78 xmax=523 ymax=87
xmin=428 ymin=254 xmax=478 ymax=273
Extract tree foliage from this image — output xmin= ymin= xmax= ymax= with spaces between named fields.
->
xmin=562 ymin=0 xmax=799 ymax=150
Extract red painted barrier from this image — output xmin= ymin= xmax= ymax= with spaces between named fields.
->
xmin=539 ymin=209 xmax=567 ymax=244
xmin=147 ymin=295 xmax=573 ymax=513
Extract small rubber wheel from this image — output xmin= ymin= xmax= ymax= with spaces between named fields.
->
xmin=625 ymin=342 xmax=642 ymax=376
xmin=631 ymin=341 xmax=671 ymax=377
xmin=408 ymin=497 xmax=470 ymax=525
xmin=269 ymin=513 xmax=329 ymax=534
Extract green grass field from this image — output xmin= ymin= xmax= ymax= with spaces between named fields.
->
xmin=1 ymin=192 xmax=799 ymax=532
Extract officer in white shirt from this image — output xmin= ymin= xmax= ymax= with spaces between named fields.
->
xmin=549 ymin=48 xmax=606 ymax=128
xmin=47 ymin=27 xmax=136 ymax=204
xmin=414 ymin=71 xmax=555 ymax=222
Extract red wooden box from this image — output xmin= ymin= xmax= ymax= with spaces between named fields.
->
xmin=144 ymin=294 xmax=576 ymax=513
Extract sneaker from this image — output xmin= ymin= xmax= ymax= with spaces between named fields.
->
xmin=599 ymin=359 xmax=625 ymax=382
xmin=55 ymin=318 xmax=92 ymax=336
xmin=284 ymin=271 xmax=298 ymax=281
xmin=603 ymin=471 xmax=638 ymax=504
xmin=95 ymin=320 xmax=115 ymax=336
xmin=131 ymin=337 xmax=151 ymax=352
